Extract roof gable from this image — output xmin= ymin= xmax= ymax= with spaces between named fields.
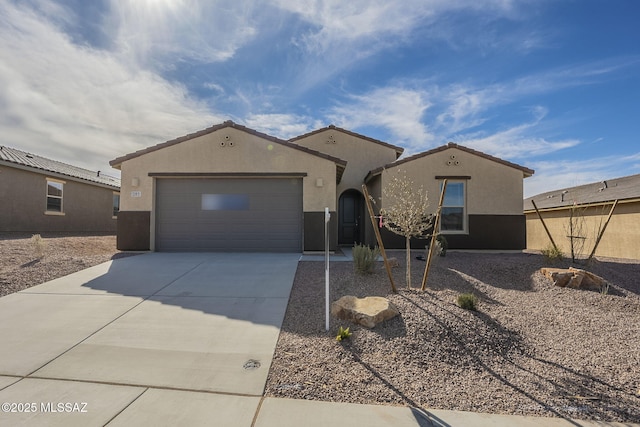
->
xmin=290 ymin=125 xmax=404 ymax=159
xmin=366 ymin=142 xmax=534 ymax=180
xmin=524 ymin=173 xmax=640 ymax=211
xmin=0 ymin=146 xmax=120 ymax=189
xmin=110 ymin=121 xmax=347 ymax=171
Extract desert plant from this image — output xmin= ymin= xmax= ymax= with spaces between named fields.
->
xmin=352 ymin=244 xmax=380 ymax=274
xmin=565 ymin=203 xmax=588 ymax=263
xmin=541 ymin=244 xmax=564 ymax=262
xmin=436 ymin=235 xmax=448 ymax=257
xmin=336 ymin=326 xmax=352 ymax=341
xmin=31 ymin=234 xmax=47 ymax=259
xmin=457 ymin=293 xmax=478 ymax=311
xmin=380 ymin=170 xmax=433 ymax=289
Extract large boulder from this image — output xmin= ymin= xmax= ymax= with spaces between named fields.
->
xmin=540 ymin=267 xmax=606 ymax=291
xmin=331 ymin=296 xmax=399 ymax=328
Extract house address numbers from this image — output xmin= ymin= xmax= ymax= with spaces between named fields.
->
xmin=130 ymin=191 xmax=142 ymax=198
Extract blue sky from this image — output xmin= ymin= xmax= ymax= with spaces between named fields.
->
xmin=1 ymin=0 xmax=638 ymax=197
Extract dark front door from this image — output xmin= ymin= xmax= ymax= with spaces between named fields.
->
xmin=338 ymin=190 xmax=364 ymax=245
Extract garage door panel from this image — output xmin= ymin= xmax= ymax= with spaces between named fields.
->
xmin=155 ymin=178 xmax=302 ymax=252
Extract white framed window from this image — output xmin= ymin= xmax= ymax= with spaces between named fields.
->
xmin=45 ymin=178 xmax=65 ymax=215
xmin=113 ymin=192 xmax=120 ymax=218
xmin=440 ymin=180 xmax=466 ymax=233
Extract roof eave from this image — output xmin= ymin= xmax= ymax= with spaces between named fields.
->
xmin=110 ymin=121 xmax=348 ymax=169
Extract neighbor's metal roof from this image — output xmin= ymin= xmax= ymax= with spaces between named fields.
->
xmin=524 ymin=173 xmax=640 ymax=211
xmin=0 ymin=146 xmax=120 ymax=189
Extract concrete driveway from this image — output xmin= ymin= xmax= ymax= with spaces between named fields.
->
xmin=0 ymin=252 xmax=299 ymax=426
xmin=2 ymin=253 xmax=627 ymax=427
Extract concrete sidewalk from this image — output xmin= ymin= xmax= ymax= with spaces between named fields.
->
xmin=0 ymin=253 xmax=637 ymax=426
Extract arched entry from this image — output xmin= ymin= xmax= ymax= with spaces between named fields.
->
xmin=338 ymin=189 xmax=364 ymax=245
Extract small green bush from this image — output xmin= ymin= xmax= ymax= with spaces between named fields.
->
xmin=336 ymin=326 xmax=352 ymax=341
xmin=541 ymin=244 xmax=564 ymax=262
xmin=457 ymin=293 xmax=478 ymax=311
xmin=352 ymin=244 xmax=380 ymax=274
xmin=436 ymin=235 xmax=448 ymax=256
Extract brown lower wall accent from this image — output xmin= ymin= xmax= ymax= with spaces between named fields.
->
xmin=303 ymin=211 xmax=337 ymax=251
xmin=116 ymin=211 xmax=150 ymax=251
xmin=379 ymin=214 xmax=526 ymax=250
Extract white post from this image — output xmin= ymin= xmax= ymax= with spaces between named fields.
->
xmin=325 ymin=207 xmax=330 ymax=332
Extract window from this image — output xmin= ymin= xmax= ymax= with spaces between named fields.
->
xmin=113 ymin=193 xmax=120 ymax=218
xmin=46 ymin=179 xmax=64 ymax=213
xmin=440 ymin=181 xmax=465 ymax=232
xmin=201 ymin=194 xmax=249 ymax=211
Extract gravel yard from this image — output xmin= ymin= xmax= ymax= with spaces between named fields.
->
xmin=265 ymin=251 xmax=640 ymax=423
xmin=2 ymin=234 xmax=638 ymax=422
xmin=0 ymin=233 xmax=133 ymax=297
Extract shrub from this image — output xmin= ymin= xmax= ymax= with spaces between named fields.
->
xmin=352 ymin=244 xmax=380 ymax=275
xmin=436 ymin=235 xmax=448 ymax=257
xmin=31 ymin=234 xmax=47 ymax=259
xmin=541 ymin=244 xmax=563 ymax=262
xmin=336 ymin=326 xmax=352 ymax=341
xmin=457 ymin=293 xmax=478 ymax=311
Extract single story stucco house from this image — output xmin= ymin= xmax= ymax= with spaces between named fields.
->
xmin=524 ymin=173 xmax=640 ymax=260
xmin=0 ymin=146 xmax=120 ymax=234
xmin=110 ymin=121 xmax=533 ymax=252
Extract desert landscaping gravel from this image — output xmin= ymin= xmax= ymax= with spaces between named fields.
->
xmin=0 ymin=233 xmax=133 ymax=297
xmin=2 ymin=234 xmax=638 ymax=422
xmin=265 ymin=251 xmax=640 ymax=423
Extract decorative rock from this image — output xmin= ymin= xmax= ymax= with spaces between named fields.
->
xmin=386 ymin=257 xmax=399 ymax=268
xmin=331 ymin=296 xmax=399 ymax=328
xmin=540 ymin=267 xmax=606 ymax=291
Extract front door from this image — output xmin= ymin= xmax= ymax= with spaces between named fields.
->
xmin=338 ymin=190 xmax=364 ymax=245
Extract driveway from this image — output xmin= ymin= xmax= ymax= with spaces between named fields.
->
xmin=0 ymin=252 xmax=299 ymax=426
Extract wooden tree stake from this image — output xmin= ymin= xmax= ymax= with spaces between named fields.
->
xmin=362 ymin=184 xmax=397 ymax=293
xmin=587 ymin=199 xmax=618 ymax=261
xmin=421 ymin=179 xmax=447 ymax=291
xmin=531 ymin=199 xmax=560 ymax=253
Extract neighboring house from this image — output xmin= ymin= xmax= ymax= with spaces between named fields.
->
xmin=110 ymin=121 xmax=533 ymax=252
xmin=524 ymin=174 xmax=640 ymax=260
xmin=0 ymin=146 xmax=120 ymax=234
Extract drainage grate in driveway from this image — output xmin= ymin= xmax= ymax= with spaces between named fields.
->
xmin=243 ymin=359 xmax=261 ymax=370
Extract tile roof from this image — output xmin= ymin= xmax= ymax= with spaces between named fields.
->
xmin=289 ymin=125 xmax=404 ymax=158
xmin=366 ymin=142 xmax=535 ymax=181
xmin=524 ymin=173 xmax=640 ymax=211
xmin=0 ymin=146 xmax=120 ymax=189
xmin=109 ymin=121 xmax=348 ymax=183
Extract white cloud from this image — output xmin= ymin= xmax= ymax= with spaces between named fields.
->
xmin=273 ymin=0 xmax=520 ymax=54
xmin=524 ymin=153 xmax=640 ymax=198
xmin=327 ymin=86 xmax=433 ymax=146
xmin=105 ymin=0 xmax=259 ymax=68
xmin=243 ymin=113 xmax=322 ymax=139
xmin=0 ymin=2 xmax=220 ymax=173
xmin=453 ymin=119 xmax=580 ymax=160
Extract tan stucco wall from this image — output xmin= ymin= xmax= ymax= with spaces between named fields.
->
xmin=526 ymin=201 xmax=640 ymax=260
xmin=293 ymin=129 xmax=399 ymax=198
xmin=118 ymin=127 xmax=337 ymax=213
xmin=380 ymin=147 xmax=525 ymax=215
xmin=0 ymin=165 xmax=117 ymax=233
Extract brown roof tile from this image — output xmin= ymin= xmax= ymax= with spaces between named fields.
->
xmin=366 ymin=142 xmax=534 ymax=181
xmin=110 ymin=121 xmax=348 ymax=171
xmin=289 ymin=125 xmax=404 ymax=159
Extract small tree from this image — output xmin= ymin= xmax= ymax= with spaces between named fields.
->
xmin=380 ymin=170 xmax=433 ymax=289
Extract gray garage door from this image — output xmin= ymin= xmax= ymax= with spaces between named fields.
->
xmin=155 ymin=178 xmax=302 ymax=252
